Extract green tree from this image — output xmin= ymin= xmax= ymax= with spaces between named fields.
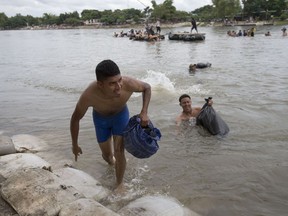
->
xmin=113 ymin=9 xmax=126 ymax=24
xmin=212 ymin=0 xmax=242 ymax=18
xmin=122 ymin=8 xmax=142 ymax=20
xmin=191 ymin=5 xmax=215 ymax=21
xmin=7 ymin=14 xmax=27 ymax=29
xmin=25 ymin=15 xmax=39 ymax=26
xmin=0 ymin=12 xmax=9 ymax=29
xmin=150 ymin=0 xmax=177 ymax=21
xmin=81 ymin=9 xmax=101 ymax=20
xmin=242 ymin=0 xmax=287 ymax=18
xmin=58 ymin=11 xmax=80 ymax=25
xmin=173 ymin=10 xmax=190 ymax=22
xmin=41 ymin=13 xmax=59 ymax=25
xmin=99 ymin=10 xmax=115 ymax=25
xmin=64 ymin=18 xmax=82 ymax=26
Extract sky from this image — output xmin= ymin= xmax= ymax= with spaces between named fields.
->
xmin=0 ymin=0 xmax=212 ymax=17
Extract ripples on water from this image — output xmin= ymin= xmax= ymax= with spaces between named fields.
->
xmin=0 ymin=25 xmax=288 ymax=215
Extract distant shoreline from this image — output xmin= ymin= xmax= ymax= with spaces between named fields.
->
xmin=2 ymin=20 xmax=287 ymax=31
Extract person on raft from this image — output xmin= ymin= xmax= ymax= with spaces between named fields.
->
xmin=189 ymin=63 xmax=212 ymax=72
xmin=190 ymin=17 xmax=198 ymax=33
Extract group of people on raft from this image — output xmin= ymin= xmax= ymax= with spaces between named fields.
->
xmin=113 ymin=20 xmax=164 ymax=41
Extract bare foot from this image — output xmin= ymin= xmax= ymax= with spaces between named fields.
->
xmin=102 ymin=154 xmax=115 ymax=166
xmin=113 ymin=183 xmax=126 ymax=195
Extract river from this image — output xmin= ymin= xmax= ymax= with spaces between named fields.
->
xmin=0 ymin=25 xmax=287 ymax=216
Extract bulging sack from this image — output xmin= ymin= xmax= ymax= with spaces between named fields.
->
xmin=196 ymin=98 xmax=229 ymax=137
xmin=123 ymin=115 xmax=161 ymax=159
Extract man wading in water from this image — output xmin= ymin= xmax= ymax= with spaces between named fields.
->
xmin=176 ymin=94 xmax=212 ymax=126
xmin=70 ymin=59 xmax=151 ymax=194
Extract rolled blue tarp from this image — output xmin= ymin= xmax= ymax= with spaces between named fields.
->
xmin=123 ymin=115 xmax=161 ymax=159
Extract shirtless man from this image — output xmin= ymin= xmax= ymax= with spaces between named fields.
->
xmin=70 ymin=59 xmax=151 ymax=193
xmin=176 ymin=94 xmax=212 ymax=126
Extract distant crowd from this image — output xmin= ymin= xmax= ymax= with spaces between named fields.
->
xmin=227 ymin=27 xmax=256 ymax=37
xmin=227 ymin=26 xmax=287 ymax=37
xmin=113 ymin=20 xmax=163 ymax=41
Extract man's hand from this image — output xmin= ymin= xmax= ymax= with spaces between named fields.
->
xmin=205 ymin=97 xmax=213 ymax=106
xmin=208 ymin=99 xmax=213 ymax=106
xmin=72 ymin=145 xmax=82 ymax=161
xmin=139 ymin=112 xmax=149 ymax=127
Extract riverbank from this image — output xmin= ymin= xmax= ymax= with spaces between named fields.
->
xmin=0 ymin=133 xmax=201 ymax=216
xmin=4 ymin=20 xmax=288 ymax=31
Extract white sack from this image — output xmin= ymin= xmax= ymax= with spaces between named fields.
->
xmin=11 ymin=134 xmax=47 ymax=153
xmin=0 ymin=153 xmax=51 ymax=178
xmin=0 ymin=168 xmax=84 ymax=216
xmin=0 ymin=135 xmax=16 ymax=156
xmin=118 ymin=195 xmax=201 ymax=216
xmin=53 ymin=167 xmax=110 ymax=201
xmin=59 ymin=198 xmax=120 ymax=216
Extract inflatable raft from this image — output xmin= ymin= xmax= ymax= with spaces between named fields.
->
xmin=168 ymin=32 xmax=205 ymax=41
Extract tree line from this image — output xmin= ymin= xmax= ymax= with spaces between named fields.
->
xmin=0 ymin=0 xmax=287 ymax=30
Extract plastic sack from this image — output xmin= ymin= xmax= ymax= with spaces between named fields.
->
xmin=196 ymin=62 xmax=212 ymax=69
xmin=123 ymin=115 xmax=161 ymax=159
xmin=196 ymin=97 xmax=229 ymax=137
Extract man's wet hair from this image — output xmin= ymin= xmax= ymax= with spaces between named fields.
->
xmin=179 ymin=94 xmax=191 ymax=103
xmin=95 ymin=59 xmax=120 ymax=81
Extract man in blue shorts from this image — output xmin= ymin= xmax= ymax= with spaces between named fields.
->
xmin=70 ymin=59 xmax=151 ymax=194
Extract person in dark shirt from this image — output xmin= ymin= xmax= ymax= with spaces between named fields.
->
xmin=190 ymin=18 xmax=198 ymax=33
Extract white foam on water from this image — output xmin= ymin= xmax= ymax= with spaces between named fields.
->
xmin=135 ymin=70 xmax=210 ymax=97
xmin=177 ymin=83 xmax=211 ymax=96
xmin=143 ymin=70 xmax=176 ymax=92
xmin=101 ymin=164 xmax=151 ymax=212
xmin=130 ymin=69 xmax=212 ymax=109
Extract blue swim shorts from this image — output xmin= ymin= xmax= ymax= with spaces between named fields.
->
xmin=92 ymin=105 xmax=129 ymax=143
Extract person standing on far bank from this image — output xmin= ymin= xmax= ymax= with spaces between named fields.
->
xmin=190 ymin=18 xmax=198 ymax=33
xmin=70 ymin=59 xmax=151 ymax=194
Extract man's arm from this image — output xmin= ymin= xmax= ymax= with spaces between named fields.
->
xmin=124 ymin=77 xmax=151 ymax=126
xmin=70 ymin=95 xmax=89 ymax=161
xmin=139 ymin=82 xmax=151 ymax=126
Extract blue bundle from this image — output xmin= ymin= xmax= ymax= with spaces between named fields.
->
xmin=123 ymin=115 xmax=161 ymax=159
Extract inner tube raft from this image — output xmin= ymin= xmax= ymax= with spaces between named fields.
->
xmin=169 ymin=32 xmax=205 ymax=41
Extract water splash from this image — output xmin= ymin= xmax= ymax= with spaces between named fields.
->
xmin=142 ymin=70 xmax=176 ymax=93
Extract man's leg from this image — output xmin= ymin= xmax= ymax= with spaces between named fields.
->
xmin=98 ymin=136 xmax=115 ymax=165
xmin=113 ymin=135 xmax=126 ymax=192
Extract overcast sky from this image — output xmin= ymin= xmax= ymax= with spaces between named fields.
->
xmin=0 ymin=0 xmax=212 ymax=17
